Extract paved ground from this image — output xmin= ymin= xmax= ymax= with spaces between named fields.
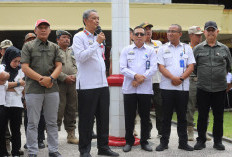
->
xmin=20 ymin=116 xmax=232 ymax=157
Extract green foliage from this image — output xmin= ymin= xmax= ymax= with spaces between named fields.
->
xmin=172 ymin=111 xmax=232 ymax=139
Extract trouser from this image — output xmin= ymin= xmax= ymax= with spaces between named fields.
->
xmin=5 ymin=124 xmax=11 ymax=142
xmin=0 ymin=106 xmax=22 ymax=156
xmin=25 ymin=92 xmax=59 ymax=155
xmin=124 ymin=94 xmax=152 ymax=146
xmin=58 ymin=83 xmax=77 ymax=131
xmin=24 ymin=109 xmax=46 ymax=142
xmin=78 ymin=87 xmax=109 ymax=154
xmin=160 ymin=90 xmax=188 ymax=145
xmin=196 ymin=88 xmax=225 ymax=143
xmin=186 ymin=78 xmax=197 ymax=127
xmin=152 ymin=83 xmax=163 ymax=135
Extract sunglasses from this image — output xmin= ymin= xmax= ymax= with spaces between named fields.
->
xmin=134 ymin=33 xmax=145 ymax=36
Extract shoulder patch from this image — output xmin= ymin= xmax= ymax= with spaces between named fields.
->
xmin=153 ymin=41 xmax=157 ymax=47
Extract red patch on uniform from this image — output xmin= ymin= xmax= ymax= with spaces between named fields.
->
xmin=196 ymin=27 xmax=201 ymax=31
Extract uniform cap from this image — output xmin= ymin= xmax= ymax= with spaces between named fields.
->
xmin=25 ymin=33 xmax=36 ymax=41
xmin=188 ymin=26 xmax=203 ymax=35
xmin=56 ymin=30 xmax=72 ymax=38
xmin=139 ymin=22 xmax=153 ymax=28
xmin=0 ymin=39 xmax=13 ymax=49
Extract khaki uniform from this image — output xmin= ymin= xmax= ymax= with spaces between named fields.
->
xmin=57 ymin=47 xmax=78 ymax=131
xmin=186 ymin=73 xmax=197 ymax=127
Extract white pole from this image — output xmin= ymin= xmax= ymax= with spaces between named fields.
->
xmin=109 ymin=0 xmax=129 ymax=141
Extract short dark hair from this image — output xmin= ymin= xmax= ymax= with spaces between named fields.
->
xmin=129 ymin=28 xmax=133 ymax=33
xmin=83 ymin=9 xmax=97 ymax=26
xmin=170 ymin=24 xmax=182 ymax=32
xmin=133 ymin=26 xmax=145 ymax=34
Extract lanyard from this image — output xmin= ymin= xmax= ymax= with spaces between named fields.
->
xmin=180 ymin=44 xmax=186 ymax=68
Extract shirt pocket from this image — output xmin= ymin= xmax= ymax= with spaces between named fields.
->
xmin=31 ymin=52 xmax=42 ymax=69
xmin=127 ymin=55 xmax=136 ymax=67
xmin=213 ymin=51 xmax=227 ymax=66
xmin=197 ymin=51 xmax=210 ymax=66
xmin=46 ymin=52 xmax=55 ymax=67
xmin=163 ymin=53 xmax=173 ymax=66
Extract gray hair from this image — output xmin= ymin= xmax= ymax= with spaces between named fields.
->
xmin=170 ymin=24 xmax=182 ymax=32
xmin=83 ymin=9 xmax=97 ymax=26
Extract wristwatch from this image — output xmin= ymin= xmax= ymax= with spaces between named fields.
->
xmin=49 ymin=76 xmax=54 ymax=83
xmin=16 ymin=81 xmax=20 ymax=87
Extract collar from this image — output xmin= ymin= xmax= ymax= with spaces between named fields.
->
xmin=58 ymin=46 xmax=71 ymax=52
xmin=83 ymin=29 xmax=95 ymax=37
xmin=203 ymin=40 xmax=221 ymax=47
xmin=132 ymin=43 xmax=147 ymax=49
xmin=35 ymin=38 xmax=49 ymax=46
xmin=167 ymin=41 xmax=183 ymax=47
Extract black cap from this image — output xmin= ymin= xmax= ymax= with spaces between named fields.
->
xmin=204 ymin=21 xmax=218 ymax=30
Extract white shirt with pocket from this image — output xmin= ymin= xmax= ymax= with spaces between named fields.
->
xmin=157 ymin=42 xmax=196 ymax=91
xmin=72 ymin=30 xmax=108 ymax=90
xmin=120 ymin=43 xmax=157 ymax=94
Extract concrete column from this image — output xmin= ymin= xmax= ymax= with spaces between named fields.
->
xmin=109 ymin=0 xmax=129 ymax=141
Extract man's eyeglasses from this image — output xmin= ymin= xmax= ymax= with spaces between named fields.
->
xmin=134 ymin=33 xmax=145 ymax=37
xmin=167 ymin=30 xmax=180 ymax=33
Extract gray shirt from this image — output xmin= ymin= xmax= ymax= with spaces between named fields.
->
xmin=194 ymin=40 xmax=232 ymax=92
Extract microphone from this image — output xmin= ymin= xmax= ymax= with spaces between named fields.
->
xmin=95 ymin=26 xmax=106 ymax=46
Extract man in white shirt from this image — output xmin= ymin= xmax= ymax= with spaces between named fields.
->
xmin=72 ymin=9 xmax=119 ymax=157
xmin=156 ymin=24 xmax=195 ymax=151
xmin=120 ymin=26 xmax=157 ymax=152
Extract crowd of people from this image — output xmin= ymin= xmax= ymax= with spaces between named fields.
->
xmin=0 ymin=8 xmax=231 ymax=157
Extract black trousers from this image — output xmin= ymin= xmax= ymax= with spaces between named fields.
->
xmin=152 ymin=83 xmax=163 ymax=135
xmin=160 ymin=90 xmax=188 ymax=145
xmin=124 ymin=94 xmax=152 ymax=146
xmin=24 ymin=109 xmax=46 ymax=142
xmin=0 ymin=106 xmax=22 ymax=156
xmin=78 ymin=87 xmax=110 ymax=154
xmin=196 ymin=88 xmax=225 ymax=143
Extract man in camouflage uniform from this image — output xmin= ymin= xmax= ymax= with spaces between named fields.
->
xmin=56 ymin=30 xmax=78 ymax=144
xmin=0 ymin=39 xmax=13 ymax=63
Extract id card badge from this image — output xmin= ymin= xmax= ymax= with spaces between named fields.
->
xmin=146 ymin=61 xmax=150 ymax=70
xmin=180 ymin=59 xmax=184 ymax=68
